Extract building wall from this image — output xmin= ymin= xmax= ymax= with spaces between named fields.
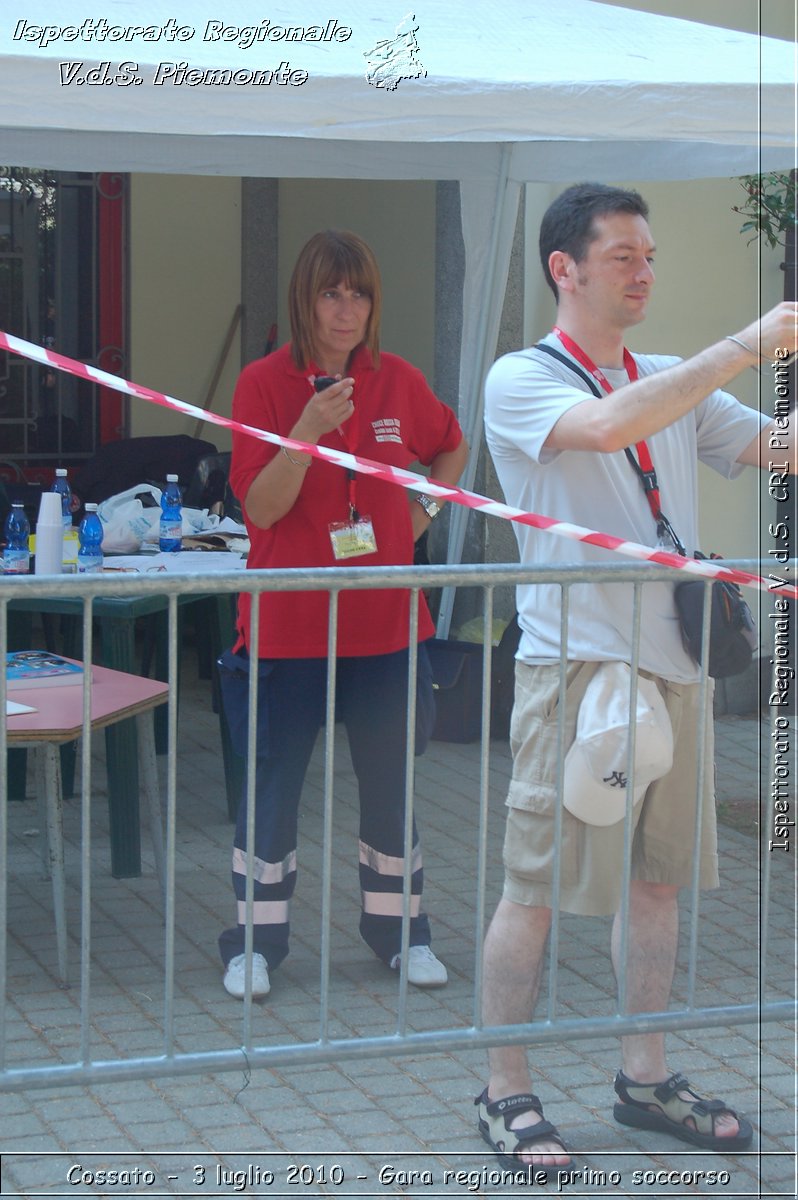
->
xmin=277 ymin=179 xmax=436 ymax=381
xmin=129 ymin=174 xmax=242 ymax=451
xmin=598 ymin=0 xmax=793 ymax=38
xmin=128 ymin=176 xmax=435 ymax=454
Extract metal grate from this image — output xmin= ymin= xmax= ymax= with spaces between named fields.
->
xmin=0 ymin=166 xmax=127 ymax=476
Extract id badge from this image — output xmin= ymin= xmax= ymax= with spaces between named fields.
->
xmin=329 ymin=516 xmax=378 ymax=560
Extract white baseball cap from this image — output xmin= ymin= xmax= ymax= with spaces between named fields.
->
xmin=563 ymin=662 xmax=674 ymax=827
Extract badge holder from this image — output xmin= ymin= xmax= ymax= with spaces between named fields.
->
xmin=329 ymin=515 xmax=378 ymax=560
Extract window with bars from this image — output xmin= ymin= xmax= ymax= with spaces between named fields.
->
xmin=0 ymin=167 xmax=127 ymax=487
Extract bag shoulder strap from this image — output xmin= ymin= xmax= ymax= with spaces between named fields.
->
xmin=533 ymin=341 xmax=687 ymax=556
xmin=532 ymin=341 xmax=603 ymax=397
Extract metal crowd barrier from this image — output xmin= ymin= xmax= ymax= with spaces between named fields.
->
xmin=0 ymin=559 xmax=792 ymax=1093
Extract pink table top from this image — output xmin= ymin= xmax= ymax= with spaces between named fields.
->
xmin=6 ymin=659 xmax=169 ymax=743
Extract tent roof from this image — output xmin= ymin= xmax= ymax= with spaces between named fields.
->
xmin=0 ymin=0 xmax=792 ymax=180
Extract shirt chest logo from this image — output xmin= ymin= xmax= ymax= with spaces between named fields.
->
xmin=371 ymin=418 xmax=402 ymax=444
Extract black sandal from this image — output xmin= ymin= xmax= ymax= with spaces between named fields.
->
xmin=475 ymin=1088 xmax=571 ymax=1176
xmin=613 ymin=1070 xmax=753 ymax=1150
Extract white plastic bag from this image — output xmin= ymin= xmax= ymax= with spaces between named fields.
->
xmin=97 ymin=484 xmax=162 ymax=552
xmin=97 ymin=484 xmax=221 ymax=552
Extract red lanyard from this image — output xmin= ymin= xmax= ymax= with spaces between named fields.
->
xmin=313 ymin=369 xmax=362 ymax=520
xmin=553 ymin=327 xmax=663 ymax=526
xmin=340 ymin=391 xmax=361 ymax=520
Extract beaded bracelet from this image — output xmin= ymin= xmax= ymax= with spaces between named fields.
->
xmin=282 ymin=446 xmax=312 ymax=468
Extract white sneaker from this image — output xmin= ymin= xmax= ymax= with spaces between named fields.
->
xmin=223 ymin=953 xmax=270 ymax=999
xmin=390 ymin=945 xmax=448 ymax=988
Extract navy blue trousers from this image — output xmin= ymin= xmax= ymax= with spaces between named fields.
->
xmin=217 ymin=644 xmax=435 ymax=970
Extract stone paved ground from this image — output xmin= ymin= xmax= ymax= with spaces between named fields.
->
xmin=1 ymin=662 xmax=794 ymax=1198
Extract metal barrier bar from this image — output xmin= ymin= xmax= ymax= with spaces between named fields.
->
xmin=2 ymin=1001 xmax=790 ymax=1095
xmin=162 ymin=592 xmax=179 ymax=1057
xmin=684 ymin=581 xmax=715 ymax=1013
xmin=395 ymin=589 xmax=421 ymax=1033
xmin=470 ymin=588 xmax=495 ymax=1030
xmin=319 ymin=588 xmax=340 ymax=1044
xmin=0 ymin=599 xmax=7 ymax=1073
xmin=1 ymin=558 xmax=793 ymax=1095
xmin=241 ymin=585 xmax=261 ymax=1039
xmin=78 ymin=596 xmax=94 ymax=1065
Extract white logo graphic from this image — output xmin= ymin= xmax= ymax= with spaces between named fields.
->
xmin=372 ymin=418 xmax=403 ymax=444
xmin=364 ymin=13 xmax=426 ymax=91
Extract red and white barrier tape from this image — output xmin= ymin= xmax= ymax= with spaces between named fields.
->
xmin=1 ymin=330 xmax=794 ymax=600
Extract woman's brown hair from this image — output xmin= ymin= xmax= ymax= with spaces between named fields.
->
xmin=288 ymin=229 xmax=382 ymax=369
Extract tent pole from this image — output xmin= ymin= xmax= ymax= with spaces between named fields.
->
xmin=437 ymin=151 xmax=521 ymax=639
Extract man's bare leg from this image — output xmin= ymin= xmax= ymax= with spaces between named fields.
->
xmin=483 ymin=898 xmax=571 ymax=1165
xmin=612 ymin=880 xmax=740 ymax=1138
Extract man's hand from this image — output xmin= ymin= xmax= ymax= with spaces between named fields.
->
xmin=735 ymin=302 xmax=798 ymax=363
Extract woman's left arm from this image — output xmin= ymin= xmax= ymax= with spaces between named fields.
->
xmin=410 ymin=436 xmax=469 ymax=541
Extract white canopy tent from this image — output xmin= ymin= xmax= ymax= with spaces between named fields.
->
xmin=1 ymin=0 xmax=793 ymax=623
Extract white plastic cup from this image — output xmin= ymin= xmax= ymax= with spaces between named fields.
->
xmin=37 ymin=492 xmax=63 ymax=523
xmin=35 ymin=492 xmax=65 ymax=574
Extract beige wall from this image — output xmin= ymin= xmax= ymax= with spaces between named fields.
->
xmin=128 ymin=176 xmax=435 ymax=457
xmin=129 ymin=174 xmax=241 ymax=451
xmin=597 ymin=0 xmax=793 ymax=38
xmin=277 ymin=180 xmax=436 ymax=380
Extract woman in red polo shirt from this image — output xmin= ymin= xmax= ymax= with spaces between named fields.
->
xmin=217 ymin=230 xmax=468 ymax=999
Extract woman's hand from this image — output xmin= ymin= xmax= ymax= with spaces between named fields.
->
xmin=295 ymin=376 xmax=355 ymax=442
xmin=408 ymin=436 xmax=469 ymax=540
xmin=242 ymin=377 xmax=355 ymax=530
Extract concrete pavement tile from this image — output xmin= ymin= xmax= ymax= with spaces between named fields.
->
xmin=123 ymin=1120 xmax=203 ymax=1149
xmin=345 ymin=1073 xmax=429 ymax=1100
xmin=42 ymin=1119 xmax=133 ymax=1149
xmin=760 ymin=1073 xmax=798 ymax=1103
xmin=1 ymin=678 xmax=791 ymax=1177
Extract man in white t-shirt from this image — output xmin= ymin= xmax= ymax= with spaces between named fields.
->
xmin=477 ymin=182 xmax=796 ymax=1174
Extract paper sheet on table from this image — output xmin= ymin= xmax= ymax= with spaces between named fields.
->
xmin=139 ymin=517 xmax=249 ymax=556
xmin=7 ymin=699 xmax=37 ymax=715
xmin=102 ymin=551 xmax=246 ymax=573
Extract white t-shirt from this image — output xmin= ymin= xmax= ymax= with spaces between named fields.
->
xmin=484 ymin=336 xmax=767 ymax=683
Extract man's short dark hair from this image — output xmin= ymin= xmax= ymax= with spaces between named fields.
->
xmin=539 ymin=183 xmax=650 ymax=297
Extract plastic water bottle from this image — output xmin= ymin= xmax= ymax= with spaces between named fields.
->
xmin=77 ymin=503 xmax=104 ymax=574
xmin=52 ymin=468 xmax=73 ymax=531
xmin=159 ymin=474 xmax=183 ymax=553
xmin=3 ymin=502 xmax=31 ymax=574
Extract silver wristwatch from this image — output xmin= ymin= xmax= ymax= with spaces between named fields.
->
xmin=415 ymin=494 xmax=441 ymax=520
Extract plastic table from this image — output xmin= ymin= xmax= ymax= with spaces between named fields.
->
xmin=6 ymin=662 xmax=169 ymax=982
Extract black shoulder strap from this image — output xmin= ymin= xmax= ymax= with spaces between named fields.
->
xmin=533 ymin=342 xmax=687 ymax=554
xmin=533 ymin=341 xmax=602 ymax=397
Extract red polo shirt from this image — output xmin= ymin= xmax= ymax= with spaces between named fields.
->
xmin=230 ymin=343 xmax=463 ymax=658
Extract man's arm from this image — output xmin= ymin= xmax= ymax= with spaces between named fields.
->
xmin=545 ymin=302 xmax=797 ymax=454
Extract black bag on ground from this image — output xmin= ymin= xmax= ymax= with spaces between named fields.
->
xmin=674 ymin=556 xmax=757 ymax=679
xmin=426 ymin=638 xmax=483 ymax=743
